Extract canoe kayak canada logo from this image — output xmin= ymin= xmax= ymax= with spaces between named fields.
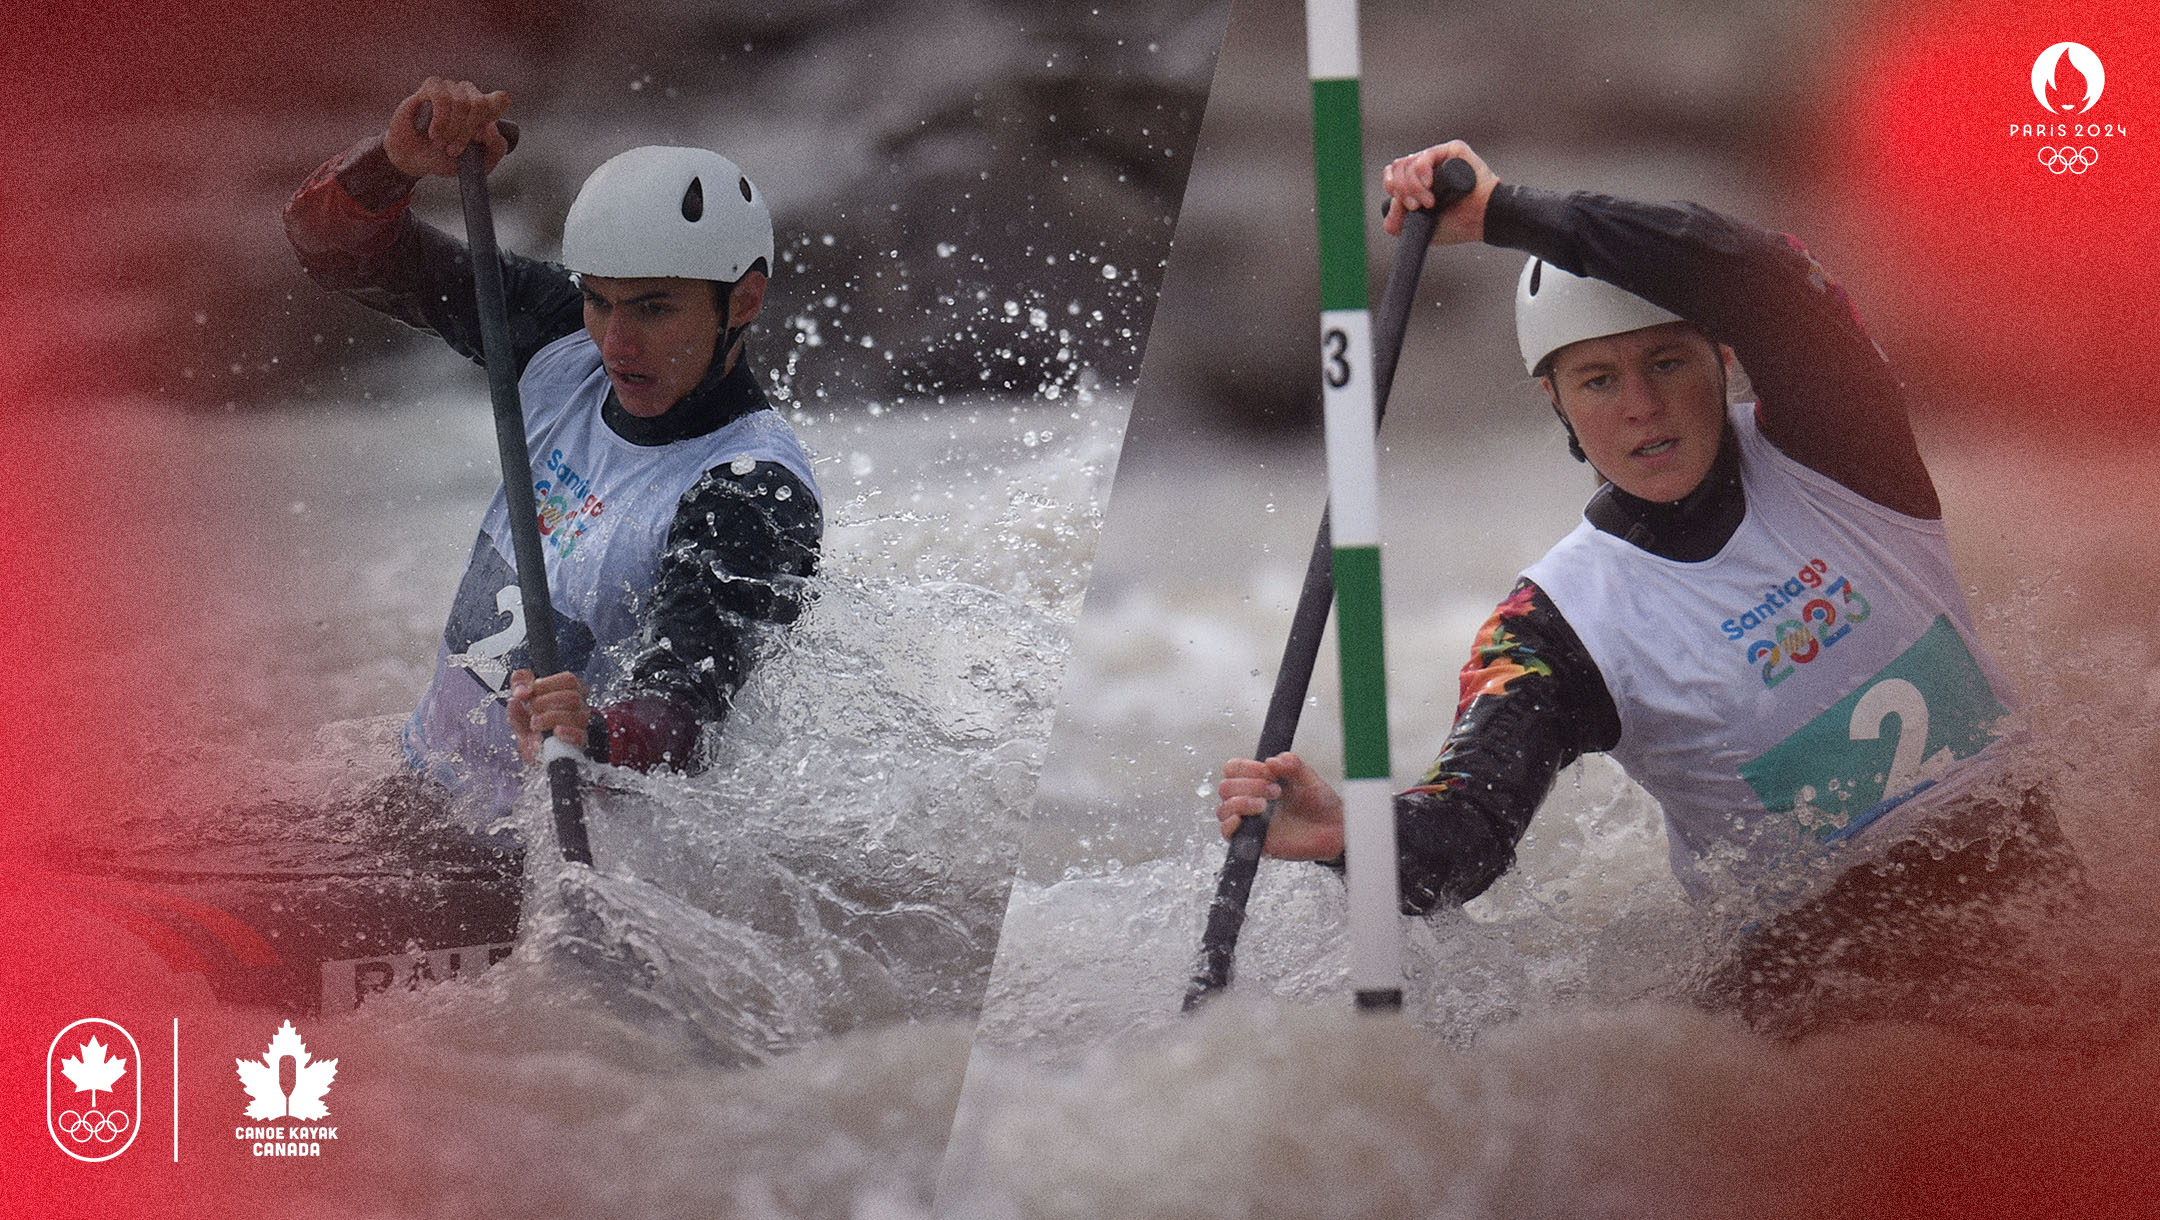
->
xmin=234 ymin=1020 xmax=341 ymax=1157
xmin=2011 ymin=41 xmax=2127 ymax=176
xmin=48 ymin=1019 xmax=142 ymax=1162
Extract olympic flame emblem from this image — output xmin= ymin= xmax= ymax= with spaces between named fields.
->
xmin=2032 ymin=42 xmax=2105 ymax=114
xmin=47 ymin=1019 xmax=142 ymax=1162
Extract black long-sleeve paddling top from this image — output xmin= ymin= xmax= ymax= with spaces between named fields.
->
xmin=1379 ymin=183 xmax=1937 ymax=913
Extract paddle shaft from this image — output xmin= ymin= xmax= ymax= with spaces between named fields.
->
xmin=416 ymin=104 xmax=594 ymax=865
xmin=1182 ymin=157 xmax=1475 ymax=1011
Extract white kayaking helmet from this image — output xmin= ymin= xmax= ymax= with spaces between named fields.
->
xmin=562 ymin=146 xmax=774 ymax=283
xmin=1515 ymin=256 xmax=1682 ymax=376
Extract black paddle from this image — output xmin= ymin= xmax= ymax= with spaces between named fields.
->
xmin=415 ymin=102 xmax=596 ymax=866
xmin=1182 ymin=156 xmax=1476 ymax=1011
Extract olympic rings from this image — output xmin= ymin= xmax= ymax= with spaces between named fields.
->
xmin=2037 ymin=146 xmax=2100 ymax=174
xmin=54 ymin=1108 xmax=131 ymax=1142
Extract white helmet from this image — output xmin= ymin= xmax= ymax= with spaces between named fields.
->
xmin=1514 ymin=257 xmax=1682 ymax=376
xmin=562 ymin=146 xmax=773 ymax=283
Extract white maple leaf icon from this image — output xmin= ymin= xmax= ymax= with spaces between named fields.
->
xmin=235 ymin=1021 xmax=337 ymax=1121
xmin=60 ymin=1036 xmax=128 ymax=1106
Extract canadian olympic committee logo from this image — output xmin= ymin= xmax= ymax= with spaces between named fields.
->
xmin=2010 ymin=41 xmax=2127 ymax=175
xmin=47 ymin=1019 xmax=141 ymax=1162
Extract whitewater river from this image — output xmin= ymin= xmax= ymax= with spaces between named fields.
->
xmin=938 ymin=403 xmax=2160 ymax=1218
xmin=20 ymin=356 xmax=2160 ymax=1220
xmin=22 ymin=367 xmax=1124 ymax=1218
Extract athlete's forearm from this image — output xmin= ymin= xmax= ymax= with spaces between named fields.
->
xmin=597 ymin=462 xmax=822 ymax=771
xmin=1483 ymin=185 xmax=1937 ymax=517
xmin=283 ymin=137 xmax=585 ymax=374
xmin=1390 ymin=579 xmax=1621 ymax=912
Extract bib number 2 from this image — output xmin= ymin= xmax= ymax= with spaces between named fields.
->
xmin=1848 ymin=677 xmax=1957 ymax=806
xmin=1740 ymin=615 xmax=2009 ymax=844
xmin=439 ymin=537 xmax=597 ymax=697
xmin=450 ymin=586 xmax=525 ymax=694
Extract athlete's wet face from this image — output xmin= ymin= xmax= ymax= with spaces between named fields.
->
xmin=580 ymin=275 xmax=723 ymax=418
xmin=1543 ymin=322 xmax=1730 ymax=503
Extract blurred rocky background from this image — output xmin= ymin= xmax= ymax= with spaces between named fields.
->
xmin=1125 ymin=0 xmax=1853 ymax=464
xmin=4 ymin=0 xmax=1226 ymax=412
xmin=13 ymin=0 xmax=2138 ymax=439
xmin=1125 ymin=0 xmax=2158 ymax=464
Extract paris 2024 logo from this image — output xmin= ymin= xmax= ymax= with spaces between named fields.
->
xmin=2020 ymin=41 xmax=2120 ymax=176
xmin=2032 ymin=41 xmax=2105 ymax=114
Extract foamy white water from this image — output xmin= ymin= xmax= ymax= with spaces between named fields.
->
xmin=44 ymin=377 xmax=1129 ymax=1216
xmin=941 ymin=414 xmax=2160 ymax=1216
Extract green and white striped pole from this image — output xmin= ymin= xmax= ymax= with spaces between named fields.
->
xmin=1304 ymin=0 xmax=1402 ymax=1012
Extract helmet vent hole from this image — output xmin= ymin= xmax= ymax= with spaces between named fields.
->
xmin=738 ymin=176 xmax=753 ymax=203
xmin=1528 ymin=261 xmax=1543 ymax=295
xmin=681 ymin=178 xmax=705 ymax=222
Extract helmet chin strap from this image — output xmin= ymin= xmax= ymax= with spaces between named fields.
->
xmin=667 ymin=280 xmax=745 ymax=411
xmin=1552 ymin=403 xmax=1590 ymax=464
xmin=1542 ymin=383 xmax=1591 ymax=464
xmin=712 ymin=279 xmax=743 ymax=376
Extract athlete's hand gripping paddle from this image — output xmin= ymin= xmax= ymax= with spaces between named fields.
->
xmin=1182 ymin=156 xmax=1476 ymax=1012
xmin=415 ymin=103 xmax=596 ymax=866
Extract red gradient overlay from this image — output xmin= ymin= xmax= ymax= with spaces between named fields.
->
xmin=0 ymin=201 xmax=228 ymax=1220
xmin=0 ymin=3 xmax=504 ymax=1213
xmin=1811 ymin=12 xmax=2160 ymax=1218
xmin=1816 ymin=0 xmax=2160 ymax=425
xmin=0 ymin=384 xmax=216 ymax=1215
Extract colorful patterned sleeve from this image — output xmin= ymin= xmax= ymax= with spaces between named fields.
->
xmin=1388 ymin=577 xmax=1621 ymax=913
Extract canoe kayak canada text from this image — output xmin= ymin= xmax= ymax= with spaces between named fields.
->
xmin=236 ymin=1125 xmax=338 ymax=1156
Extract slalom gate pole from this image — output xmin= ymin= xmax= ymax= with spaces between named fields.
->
xmin=1175 ymin=131 xmax=1478 ymax=1014
xmin=1303 ymin=0 xmax=1400 ymax=1012
xmin=417 ymin=104 xmax=596 ymax=866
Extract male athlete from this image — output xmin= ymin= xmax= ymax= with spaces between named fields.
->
xmin=286 ymin=78 xmax=822 ymax=825
xmin=1216 ymin=141 xmax=2080 ymax=1034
